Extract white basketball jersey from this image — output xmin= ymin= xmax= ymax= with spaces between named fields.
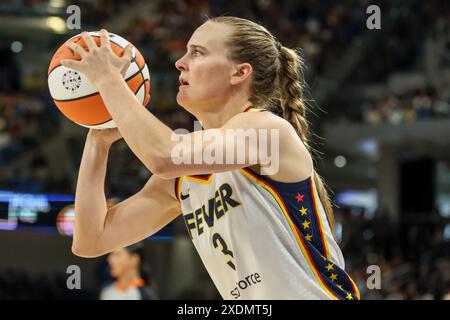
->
xmin=175 ymin=167 xmax=361 ymax=300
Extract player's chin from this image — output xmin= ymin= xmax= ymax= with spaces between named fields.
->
xmin=176 ymin=90 xmax=201 ymax=114
xmin=176 ymin=91 xmax=189 ymax=107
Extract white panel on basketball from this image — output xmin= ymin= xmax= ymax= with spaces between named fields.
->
xmin=68 ymin=32 xmax=130 ymax=48
xmin=77 ymin=119 xmax=116 ymax=130
xmin=83 ymin=31 xmax=130 ymax=49
xmin=67 ymin=33 xmax=81 ymax=41
xmin=124 ymin=61 xmax=140 ymax=80
xmin=92 ymin=119 xmax=116 ymax=130
xmin=107 ymin=33 xmax=131 ymax=49
xmin=49 ymin=62 xmax=141 ymax=101
xmin=48 ymin=66 xmax=97 ymax=100
xmin=135 ymin=81 xmax=146 ymax=104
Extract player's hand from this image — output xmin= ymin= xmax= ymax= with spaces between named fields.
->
xmin=61 ymin=29 xmax=133 ymax=86
xmin=87 ymin=127 xmax=123 ymax=147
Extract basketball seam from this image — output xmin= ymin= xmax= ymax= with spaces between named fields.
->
xmin=139 ymin=65 xmax=150 ymax=105
xmin=80 ymin=118 xmax=114 ymax=127
xmin=52 ymin=64 xmax=146 ymax=102
xmin=134 ymin=79 xmax=147 ymax=95
xmin=79 ymin=78 xmax=148 ymax=127
xmin=48 ymin=35 xmax=135 ymax=75
xmin=53 ymin=90 xmax=99 ymax=102
xmin=49 ymin=57 xmax=139 ymax=85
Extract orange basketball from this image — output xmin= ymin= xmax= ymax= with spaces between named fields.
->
xmin=48 ymin=31 xmax=150 ymax=129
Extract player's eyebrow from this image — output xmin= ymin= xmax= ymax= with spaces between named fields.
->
xmin=187 ymin=44 xmax=208 ymax=52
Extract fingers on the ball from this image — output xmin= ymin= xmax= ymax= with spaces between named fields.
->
xmin=81 ymin=31 xmax=97 ymax=50
xmin=61 ymin=59 xmax=82 ymax=70
xmin=122 ymin=44 xmax=133 ymax=61
xmin=67 ymin=41 xmax=87 ymax=58
xmin=100 ymin=29 xmax=110 ymax=47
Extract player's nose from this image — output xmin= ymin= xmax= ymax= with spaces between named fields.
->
xmin=175 ymin=55 xmax=188 ymax=72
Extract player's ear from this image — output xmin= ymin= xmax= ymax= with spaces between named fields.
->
xmin=230 ymin=63 xmax=252 ymax=85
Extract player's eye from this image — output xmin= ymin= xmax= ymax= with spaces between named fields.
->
xmin=191 ymin=49 xmax=203 ymax=57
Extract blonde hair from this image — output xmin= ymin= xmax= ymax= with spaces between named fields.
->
xmin=210 ymin=16 xmax=335 ymax=233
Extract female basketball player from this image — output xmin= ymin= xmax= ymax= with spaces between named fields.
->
xmin=62 ymin=17 xmax=361 ymax=300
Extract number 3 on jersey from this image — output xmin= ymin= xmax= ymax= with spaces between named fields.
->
xmin=212 ymin=233 xmax=236 ymax=271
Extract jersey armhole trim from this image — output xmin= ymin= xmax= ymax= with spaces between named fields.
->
xmin=243 ymin=106 xmax=267 ymax=113
xmin=174 ymin=177 xmax=182 ymax=202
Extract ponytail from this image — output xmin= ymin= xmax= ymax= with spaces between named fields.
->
xmin=277 ymin=45 xmax=335 ymax=234
xmin=208 ymin=16 xmax=336 ymax=234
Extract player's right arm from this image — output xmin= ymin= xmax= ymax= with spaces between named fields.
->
xmin=72 ymin=129 xmax=181 ymax=258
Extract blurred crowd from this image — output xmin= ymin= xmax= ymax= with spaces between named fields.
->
xmin=123 ymin=0 xmax=369 ymax=72
xmin=0 ymin=48 xmax=59 ymax=191
xmin=353 ymin=1 xmax=448 ymax=82
xmin=0 ymin=270 xmax=91 ymax=299
xmin=0 ymin=0 xmax=138 ymax=22
xmin=337 ymin=207 xmax=450 ymax=300
xmin=0 ymin=93 xmax=58 ymax=162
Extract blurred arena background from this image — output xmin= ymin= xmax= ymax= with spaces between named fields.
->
xmin=0 ymin=0 xmax=449 ymax=300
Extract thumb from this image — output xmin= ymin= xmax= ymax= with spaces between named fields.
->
xmin=122 ymin=44 xmax=134 ymax=62
xmin=120 ymin=45 xmax=134 ymax=77
xmin=144 ymin=94 xmax=151 ymax=106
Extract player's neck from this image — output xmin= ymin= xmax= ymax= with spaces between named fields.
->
xmin=197 ymin=97 xmax=252 ymax=129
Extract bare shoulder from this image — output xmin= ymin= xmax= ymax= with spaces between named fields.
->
xmin=226 ymin=110 xmax=303 ymax=147
xmin=226 ymin=110 xmax=313 ymax=182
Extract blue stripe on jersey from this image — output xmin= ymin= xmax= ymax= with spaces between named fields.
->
xmin=240 ymin=167 xmax=360 ymax=300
